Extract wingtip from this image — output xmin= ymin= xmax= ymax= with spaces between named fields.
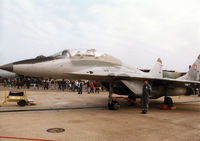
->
xmin=157 ymin=58 xmax=162 ymax=64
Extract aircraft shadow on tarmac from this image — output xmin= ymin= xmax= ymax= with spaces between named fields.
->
xmin=115 ymin=99 xmax=200 ymax=113
xmin=1 ymin=95 xmax=200 ymax=113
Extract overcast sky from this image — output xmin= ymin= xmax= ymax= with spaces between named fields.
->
xmin=0 ymin=0 xmax=200 ymax=72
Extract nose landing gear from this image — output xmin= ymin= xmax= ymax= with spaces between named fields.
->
xmin=108 ymin=100 xmax=121 ymax=110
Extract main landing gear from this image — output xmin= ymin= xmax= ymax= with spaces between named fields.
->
xmin=107 ymin=82 xmax=140 ymax=110
xmin=164 ymin=96 xmax=173 ymax=108
xmin=108 ymin=82 xmax=120 ymax=110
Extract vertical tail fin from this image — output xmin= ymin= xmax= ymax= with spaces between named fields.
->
xmin=178 ymin=54 xmax=200 ymax=81
xmin=149 ymin=58 xmax=163 ymax=78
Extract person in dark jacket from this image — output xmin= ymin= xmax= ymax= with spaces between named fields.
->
xmin=78 ymin=81 xmax=83 ymax=94
xmin=141 ymin=81 xmax=152 ymax=114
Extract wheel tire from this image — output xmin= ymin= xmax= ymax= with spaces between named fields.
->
xmin=108 ymin=101 xmax=120 ymax=110
xmin=108 ymin=103 xmax=113 ymax=110
xmin=17 ymin=100 xmax=26 ymax=106
xmin=164 ymin=97 xmax=173 ymax=108
xmin=112 ymin=101 xmax=120 ymax=110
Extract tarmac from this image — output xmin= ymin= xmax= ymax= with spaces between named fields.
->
xmin=0 ymin=89 xmax=200 ymax=141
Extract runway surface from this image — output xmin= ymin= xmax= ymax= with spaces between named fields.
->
xmin=0 ymin=89 xmax=200 ymax=141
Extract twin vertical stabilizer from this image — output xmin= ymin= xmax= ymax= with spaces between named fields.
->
xmin=149 ymin=58 xmax=163 ymax=78
xmin=178 ymin=55 xmax=200 ymax=81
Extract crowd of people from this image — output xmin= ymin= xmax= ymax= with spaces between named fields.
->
xmin=0 ymin=78 xmax=105 ymax=94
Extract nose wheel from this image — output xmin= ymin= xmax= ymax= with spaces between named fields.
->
xmin=108 ymin=82 xmax=121 ymax=110
xmin=108 ymin=100 xmax=120 ymax=110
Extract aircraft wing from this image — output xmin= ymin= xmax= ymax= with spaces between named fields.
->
xmin=63 ymin=67 xmax=200 ymax=86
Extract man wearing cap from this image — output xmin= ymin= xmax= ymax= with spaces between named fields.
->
xmin=141 ymin=81 xmax=152 ymax=114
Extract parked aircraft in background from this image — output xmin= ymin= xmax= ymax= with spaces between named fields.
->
xmin=0 ymin=49 xmax=200 ymax=110
xmin=140 ymin=69 xmax=186 ymax=79
xmin=0 ymin=69 xmax=17 ymax=79
xmin=163 ymin=70 xmax=186 ymax=79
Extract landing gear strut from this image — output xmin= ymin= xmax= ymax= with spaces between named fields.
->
xmin=164 ymin=97 xmax=173 ymax=108
xmin=108 ymin=82 xmax=121 ymax=110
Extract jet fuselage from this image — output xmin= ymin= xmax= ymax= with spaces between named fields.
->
xmin=0 ymin=49 xmax=197 ymax=98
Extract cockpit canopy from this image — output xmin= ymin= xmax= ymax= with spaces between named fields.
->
xmin=50 ymin=49 xmax=122 ymax=66
xmin=50 ymin=49 xmax=108 ymax=58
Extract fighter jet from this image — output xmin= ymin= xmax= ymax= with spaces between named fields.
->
xmin=0 ymin=49 xmax=200 ymax=110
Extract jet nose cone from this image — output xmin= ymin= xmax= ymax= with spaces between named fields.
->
xmin=0 ymin=63 xmax=13 ymax=72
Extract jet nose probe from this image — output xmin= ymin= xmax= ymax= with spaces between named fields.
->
xmin=0 ymin=63 xmax=14 ymax=72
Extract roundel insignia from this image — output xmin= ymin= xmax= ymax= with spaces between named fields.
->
xmin=193 ymin=64 xmax=197 ymax=70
